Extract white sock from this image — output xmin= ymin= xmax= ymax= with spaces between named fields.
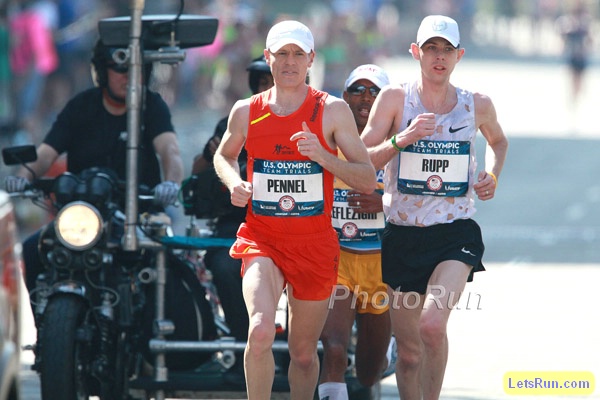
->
xmin=386 ymin=336 xmax=395 ymax=367
xmin=318 ymin=382 xmax=348 ymax=400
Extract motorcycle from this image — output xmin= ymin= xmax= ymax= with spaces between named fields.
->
xmin=2 ymin=145 xmax=220 ymax=400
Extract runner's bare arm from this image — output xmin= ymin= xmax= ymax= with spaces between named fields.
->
xmin=214 ymin=99 xmax=253 ymax=207
xmin=292 ymin=98 xmax=376 ymax=194
xmin=361 ymin=85 xmax=407 ymax=170
xmin=475 ymin=92 xmax=508 ymax=182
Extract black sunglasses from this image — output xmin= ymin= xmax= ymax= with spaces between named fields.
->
xmin=347 ymin=85 xmax=380 ymax=97
xmin=107 ymin=63 xmax=129 ymax=74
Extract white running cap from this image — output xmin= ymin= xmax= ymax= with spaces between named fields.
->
xmin=416 ymin=15 xmax=460 ymax=48
xmin=266 ymin=20 xmax=314 ymax=53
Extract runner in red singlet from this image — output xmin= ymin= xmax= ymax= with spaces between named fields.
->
xmin=213 ymin=19 xmax=376 ymax=400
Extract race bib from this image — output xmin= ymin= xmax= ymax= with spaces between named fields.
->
xmin=332 ymin=188 xmax=385 ymax=242
xmin=252 ymin=158 xmax=324 ymax=216
xmin=397 ymin=140 xmax=471 ymax=196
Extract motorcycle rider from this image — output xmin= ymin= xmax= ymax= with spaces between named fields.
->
xmin=190 ymin=55 xmax=273 ymax=378
xmin=4 ymin=38 xmax=184 ymax=304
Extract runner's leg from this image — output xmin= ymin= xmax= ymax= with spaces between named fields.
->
xmin=319 ymin=286 xmax=355 ymax=399
xmin=389 ymin=287 xmax=424 ymax=400
xmin=287 ymin=285 xmax=331 ymax=399
xmin=242 ymin=256 xmax=285 ymax=399
xmin=420 ymin=260 xmax=472 ymax=400
xmin=355 ymin=310 xmax=391 ymax=386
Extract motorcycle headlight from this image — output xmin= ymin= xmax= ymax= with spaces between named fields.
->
xmin=55 ymin=201 xmax=103 ymax=250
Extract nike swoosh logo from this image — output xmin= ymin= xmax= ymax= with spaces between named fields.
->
xmin=461 ymin=247 xmax=476 ymax=256
xmin=449 ymin=125 xmax=467 ymax=133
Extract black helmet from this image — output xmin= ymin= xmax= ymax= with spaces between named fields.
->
xmin=90 ymin=39 xmax=153 ymax=88
xmin=246 ymin=55 xmax=271 ymax=95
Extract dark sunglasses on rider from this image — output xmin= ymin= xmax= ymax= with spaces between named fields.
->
xmin=107 ymin=63 xmax=129 ymax=74
xmin=346 ymin=84 xmax=381 ymax=97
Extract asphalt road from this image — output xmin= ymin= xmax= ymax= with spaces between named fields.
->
xmin=17 ymin=56 xmax=600 ymax=399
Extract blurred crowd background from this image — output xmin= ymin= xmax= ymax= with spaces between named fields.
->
xmin=1 ymin=0 xmax=599 ymax=146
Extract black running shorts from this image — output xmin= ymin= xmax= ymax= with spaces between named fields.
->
xmin=381 ymin=218 xmax=485 ymax=294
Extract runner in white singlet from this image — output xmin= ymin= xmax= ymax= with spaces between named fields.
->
xmin=361 ymin=15 xmax=509 ymax=400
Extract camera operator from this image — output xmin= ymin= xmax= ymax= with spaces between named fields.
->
xmin=4 ymin=38 xmax=184 ymax=303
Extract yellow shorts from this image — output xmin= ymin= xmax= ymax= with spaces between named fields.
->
xmin=337 ymin=250 xmax=389 ymax=314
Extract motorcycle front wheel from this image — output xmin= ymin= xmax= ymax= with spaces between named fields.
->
xmin=39 ymin=294 xmax=92 ymax=400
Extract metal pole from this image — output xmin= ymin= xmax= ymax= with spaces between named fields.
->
xmin=123 ymin=0 xmax=144 ymax=251
xmin=153 ymin=247 xmax=168 ymax=400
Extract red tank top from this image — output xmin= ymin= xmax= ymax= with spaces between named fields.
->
xmin=244 ymin=87 xmax=336 ymax=235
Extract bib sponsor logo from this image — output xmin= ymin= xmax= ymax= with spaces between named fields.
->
xmin=278 ymin=196 xmax=295 ymax=212
xmin=341 ymin=222 xmax=359 ymax=239
xmin=426 ymin=175 xmax=443 ymax=191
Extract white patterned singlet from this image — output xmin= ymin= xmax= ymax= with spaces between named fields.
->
xmin=383 ymin=81 xmax=478 ymax=227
